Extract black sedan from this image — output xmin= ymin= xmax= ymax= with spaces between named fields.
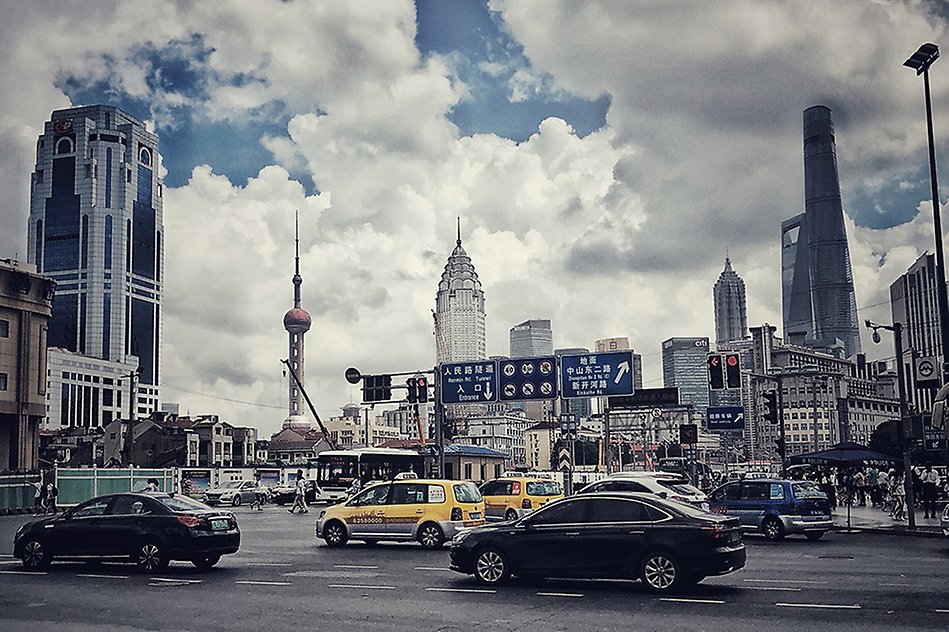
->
xmin=449 ymin=492 xmax=745 ymax=592
xmin=13 ymin=493 xmax=240 ymax=572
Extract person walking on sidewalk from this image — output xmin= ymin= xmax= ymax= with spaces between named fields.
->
xmin=289 ymin=470 xmax=309 ymax=514
xmin=890 ymin=472 xmax=906 ymax=521
xmin=920 ymin=464 xmax=941 ymax=519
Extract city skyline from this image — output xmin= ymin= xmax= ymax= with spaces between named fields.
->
xmin=1 ymin=2 xmax=949 ymax=433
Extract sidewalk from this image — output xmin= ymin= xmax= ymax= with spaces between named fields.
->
xmin=832 ymin=503 xmax=946 ymax=538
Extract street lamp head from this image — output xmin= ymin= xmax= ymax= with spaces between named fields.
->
xmin=904 ymin=42 xmax=939 ymax=75
xmin=871 ymin=330 xmax=882 ymax=345
xmin=864 ymin=319 xmax=872 ymax=328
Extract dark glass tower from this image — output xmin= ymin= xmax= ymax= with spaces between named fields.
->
xmin=782 ymin=106 xmax=861 ymax=357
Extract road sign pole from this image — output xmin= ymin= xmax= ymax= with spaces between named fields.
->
xmin=604 ymin=407 xmax=612 ymax=475
xmin=434 ymin=366 xmax=444 ymax=478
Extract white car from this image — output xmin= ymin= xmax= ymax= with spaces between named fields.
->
xmin=203 ymin=480 xmax=263 ymax=507
xmin=578 ymin=472 xmax=710 ymax=511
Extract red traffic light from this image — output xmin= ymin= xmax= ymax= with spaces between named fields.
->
xmin=726 ymin=355 xmax=738 ymax=366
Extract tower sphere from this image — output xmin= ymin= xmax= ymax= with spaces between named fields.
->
xmin=283 ymin=307 xmax=312 ymax=334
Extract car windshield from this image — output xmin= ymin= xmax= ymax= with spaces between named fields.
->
xmin=217 ymin=482 xmax=243 ymax=489
xmin=155 ymin=495 xmax=211 ymax=512
xmin=657 ymin=480 xmax=703 ymax=496
xmin=791 ymin=481 xmax=827 ymax=500
xmin=526 ymin=481 xmax=562 ymax=496
xmin=453 ymin=482 xmax=482 ymax=503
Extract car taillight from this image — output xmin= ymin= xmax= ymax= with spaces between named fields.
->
xmin=177 ymin=515 xmax=204 ymax=528
xmin=451 ymin=507 xmax=463 ymax=521
xmin=511 ymin=482 xmax=521 ymax=495
xmin=701 ymin=524 xmax=728 ymax=539
xmin=522 ymin=498 xmax=532 ymax=509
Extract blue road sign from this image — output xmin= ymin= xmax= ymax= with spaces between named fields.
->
xmin=440 ymin=361 xmax=498 ymax=404
xmin=498 ymin=356 xmax=559 ymax=401
xmin=706 ymin=406 xmax=745 ymax=431
xmin=559 ymin=351 xmax=635 ymax=399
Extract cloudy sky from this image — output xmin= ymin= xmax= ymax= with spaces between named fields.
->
xmin=1 ymin=0 xmax=948 ymax=435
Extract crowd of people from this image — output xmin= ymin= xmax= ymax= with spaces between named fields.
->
xmin=791 ymin=464 xmax=946 ymax=520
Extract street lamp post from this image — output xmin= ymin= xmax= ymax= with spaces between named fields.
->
xmin=124 ymin=367 xmax=141 ymax=467
xmin=905 ymin=43 xmax=949 ymax=386
xmin=866 ymin=320 xmax=916 ymax=529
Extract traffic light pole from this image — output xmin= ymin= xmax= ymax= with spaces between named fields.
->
xmin=433 ymin=366 xmax=444 ymax=478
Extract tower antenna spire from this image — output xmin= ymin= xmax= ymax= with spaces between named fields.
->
xmin=456 ymin=216 xmax=461 ymax=246
xmin=293 ymin=210 xmax=302 ymax=309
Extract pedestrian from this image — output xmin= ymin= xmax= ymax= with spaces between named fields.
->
xmin=289 ymin=470 xmax=308 ymax=514
xmin=251 ymin=471 xmax=266 ymax=512
xmin=44 ymin=480 xmax=59 ymax=514
xmin=145 ymin=478 xmax=160 ymax=492
xmin=890 ymin=472 xmax=906 ymax=521
xmin=853 ymin=469 xmax=866 ymax=507
xmin=31 ymin=478 xmax=44 ymax=512
xmin=920 ymin=464 xmax=941 ymax=519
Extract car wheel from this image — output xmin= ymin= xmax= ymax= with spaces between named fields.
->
xmin=20 ymin=539 xmax=52 ymax=570
xmin=417 ymin=522 xmax=444 ymax=549
xmin=135 ymin=540 xmax=169 ymax=573
xmin=474 ymin=547 xmax=510 ymax=585
xmin=191 ymin=554 xmax=221 ymax=569
xmin=505 ymin=509 xmax=519 ymax=522
xmin=804 ymin=531 xmax=825 ymax=541
xmin=231 ymin=495 xmax=242 ymax=507
xmin=323 ymin=521 xmax=349 ymax=547
xmin=762 ymin=517 xmax=785 ymax=541
xmin=639 ymin=550 xmax=682 ymax=592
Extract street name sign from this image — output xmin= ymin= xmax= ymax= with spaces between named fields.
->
xmin=559 ymin=351 xmax=635 ymax=399
xmin=439 ymin=361 xmax=498 ymax=404
xmin=706 ymin=406 xmax=745 ymax=431
xmin=498 ymin=355 xmax=559 ymax=401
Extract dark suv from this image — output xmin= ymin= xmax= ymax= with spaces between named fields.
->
xmin=707 ymin=479 xmax=832 ymax=541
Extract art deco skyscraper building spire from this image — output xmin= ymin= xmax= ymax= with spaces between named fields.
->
xmin=434 ymin=218 xmax=486 ymax=363
xmin=713 ymin=256 xmax=747 ymax=345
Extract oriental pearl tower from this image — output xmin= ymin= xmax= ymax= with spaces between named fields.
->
xmin=282 ymin=212 xmax=313 ymax=431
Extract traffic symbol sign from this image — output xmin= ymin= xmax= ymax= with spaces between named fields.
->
xmin=916 ymin=356 xmax=940 ymax=387
xmin=558 ymin=446 xmax=571 ymax=471
xmin=439 ymin=361 xmax=498 ymax=404
xmin=560 ymin=351 xmax=634 ymax=399
xmin=498 ymin=355 xmax=559 ymax=401
xmin=706 ymin=406 xmax=745 ymax=431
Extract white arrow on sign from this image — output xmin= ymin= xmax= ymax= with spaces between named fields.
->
xmin=614 ymin=361 xmax=630 ymax=384
xmin=484 ymin=384 xmax=493 ymax=400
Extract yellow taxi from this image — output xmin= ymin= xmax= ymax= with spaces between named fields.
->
xmin=316 ymin=478 xmax=484 ymax=549
xmin=479 ymin=475 xmax=563 ymax=521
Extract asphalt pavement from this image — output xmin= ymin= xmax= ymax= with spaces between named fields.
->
xmin=1 ymin=504 xmax=947 ymax=632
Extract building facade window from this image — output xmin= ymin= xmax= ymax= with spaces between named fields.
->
xmin=56 ymin=137 xmax=73 ymax=154
xmin=0 ymin=373 xmax=7 ymax=390
xmin=0 ymin=320 xmax=8 ymax=337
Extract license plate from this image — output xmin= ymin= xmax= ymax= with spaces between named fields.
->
xmin=211 ymin=519 xmax=230 ymax=530
xmin=468 ymin=512 xmax=481 ymax=520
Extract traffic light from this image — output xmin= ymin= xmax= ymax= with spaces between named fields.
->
xmin=775 ymin=437 xmax=786 ymax=459
xmin=406 ymin=377 xmax=418 ymax=404
xmin=762 ymin=391 xmax=778 ymax=424
xmin=417 ymin=376 xmax=428 ymax=403
xmin=724 ymin=353 xmax=741 ymax=389
xmin=362 ymin=374 xmax=392 ymax=402
xmin=707 ymin=354 xmax=725 ymax=390
xmin=679 ymin=423 xmax=698 ymax=445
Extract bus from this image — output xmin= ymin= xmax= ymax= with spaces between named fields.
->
xmin=315 ymin=448 xmax=426 ymax=500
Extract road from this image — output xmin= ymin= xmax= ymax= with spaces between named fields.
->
xmin=0 ymin=506 xmax=947 ymax=632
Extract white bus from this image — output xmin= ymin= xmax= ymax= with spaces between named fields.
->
xmin=315 ymin=448 xmax=426 ymax=500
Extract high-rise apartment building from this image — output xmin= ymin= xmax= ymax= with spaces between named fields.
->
xmin=661 ymin=337 xmax=710 ymax=410
xmin=782 ymin=106 xmax=861 ymax=357
xmin=435 ymin=220 xmax=486 ymax=363
xmin=509 ymin=319 xmax=552 ymax=358
xmin=890 ymin=253 xmax=943 ymax=413
xmin=713 ymin=257 xmax=747 ymax=345
xmin=27 ymin=106 xmax=163 ymax=426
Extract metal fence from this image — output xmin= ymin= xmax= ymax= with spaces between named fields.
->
xmin=54 ymin=467 xmax=177 ymax=507
xmin=0 ymin=473 xmax=42 ymax=512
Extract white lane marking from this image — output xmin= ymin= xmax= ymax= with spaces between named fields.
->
xmin=328 ymin=584 xmax=396 ymax=590
xmin=0 ymin=560 xmax=23 ymax=565
xmin=660 ymin=598 xmax=725 ymax=605
xmin=935 ymin=609 xmax=949 ymax=614
xmin=149 ymin=577 xmax=202 ymax=584
xmin=744 ymin=578 xmax=828 ymax=585
xmin=0 ymin=554 xmax=14 ymax=558
xmin=77 ymin=573 xmax=129 ymax=580
xmin=236 ymin=580 xmax=292 ymax=586
xmin=426 ymin=587 xmax=496 ymax=594
xmin=246 ymin=562 xmax=292 ymax=567
xmin=334 ymin=564 xmax=379 ymax=569
xmin=415 ymin=566 xmax=452 ymax=571
xmin=0 ymin=570 xmax=47 ymax=576
xmin=879 ymin=583 xmax=915 ymax=588
xmin=744 ymin=586 xmax=802 ymax=592
xmin=537 ymin=591 xmax=583 ymax=598
xmin=775 ymin=602 xmax=861 ymax=610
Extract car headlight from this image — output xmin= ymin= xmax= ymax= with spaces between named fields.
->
xmin=451 ymin=530 xmax=471 ymax=546
xmin=15 ymin=524 xmax=26 ymax=540
xmin=942 ymin=505 xmax=949 ymax=519
xmin=318 ymin=509 xmax=326 ymax=519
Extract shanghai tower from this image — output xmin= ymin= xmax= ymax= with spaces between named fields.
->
xmin=782 ymin=105 xmax=861 ymax=357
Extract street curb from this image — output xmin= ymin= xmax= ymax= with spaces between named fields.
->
xmin=832 ymin=525 xmax=945 ymax=539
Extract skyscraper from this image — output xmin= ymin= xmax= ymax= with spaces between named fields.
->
xmin=509 ymin=319 xmax=553 ymax=357
xmin=782 ymin=105 xmax=861 ymax=357
xmin=282 ymin=212 xmax=312 ymax=431
xmin=713 ymin=257 xmax=747 ymax=345
xmin=435 ymin=219 xmax=486 ymax=363
xmin=661 ymin=337 xmax=710 ymax=410
xmin=28 ymin=106 xmax=163 ymax=424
